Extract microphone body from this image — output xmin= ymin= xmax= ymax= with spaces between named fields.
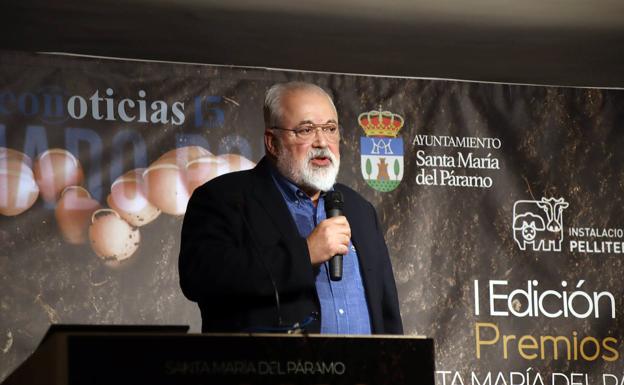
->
xmin=324 ymin=191 xmax=344 ymax=281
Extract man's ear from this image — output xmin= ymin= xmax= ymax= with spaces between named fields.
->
xmin=264 ymin=129 xmax=279 ymax=158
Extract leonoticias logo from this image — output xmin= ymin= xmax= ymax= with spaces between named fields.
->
xmin=359 ymin=106 xmax=404 ymax=192
xmin=0 ymin=87 xmax=186 ymax=125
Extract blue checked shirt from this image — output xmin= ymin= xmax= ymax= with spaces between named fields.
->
xmin=271 ymin=170 xmax=372 ymax=334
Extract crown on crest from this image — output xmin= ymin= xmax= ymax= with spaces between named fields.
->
xmin=358 ymin=106 xmax=404 ymax=137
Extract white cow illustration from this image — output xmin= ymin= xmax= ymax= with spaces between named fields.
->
xmin=537 ymin=197 xmax=569 ymax=232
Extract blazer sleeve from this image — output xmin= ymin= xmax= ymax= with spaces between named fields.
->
xmin=178 ymin=183 xmax=314 ymax=303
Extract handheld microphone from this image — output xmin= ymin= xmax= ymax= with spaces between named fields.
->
xmin=324 ymin=190 xmax=344 ymax=281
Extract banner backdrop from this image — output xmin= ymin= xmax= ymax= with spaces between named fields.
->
xmin=2 ymin=51 xmax=624 ymax=384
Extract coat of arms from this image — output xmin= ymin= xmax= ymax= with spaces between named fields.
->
xmin=359 ymin=107 xmax=404 ymax=192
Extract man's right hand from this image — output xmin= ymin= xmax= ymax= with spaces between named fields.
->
xmin=306 ymin=216 xmax=351 ymax=266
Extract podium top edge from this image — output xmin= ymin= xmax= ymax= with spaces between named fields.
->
xmin=48 ymin=331 xmax=430 ymax=340
xmin=39 ymin=324 xmax=430 ymax=341
xmin=199 ymin=333 xmax=431 ymax=339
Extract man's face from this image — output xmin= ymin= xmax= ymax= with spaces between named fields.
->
xmin=266 ymin=89 xmax=340 ymax=195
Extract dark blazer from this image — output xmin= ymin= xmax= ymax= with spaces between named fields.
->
xmin=179 ymin=157 xmax=403 ymax=334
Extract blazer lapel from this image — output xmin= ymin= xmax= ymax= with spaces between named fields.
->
xmin=342 ymin=192 xmax=374 ymax=276
xmin=249 ymin=158 xmax=305 ymax=256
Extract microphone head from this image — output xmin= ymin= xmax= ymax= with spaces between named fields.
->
xmin=324 ymin=190 xmax=344 ymax=212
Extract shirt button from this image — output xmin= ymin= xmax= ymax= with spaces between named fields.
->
xmin=338 ymin=308 xmax=345 ymax=315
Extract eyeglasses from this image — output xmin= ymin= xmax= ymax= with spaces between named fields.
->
xmin=270 ymin=123 xmax=340 ymax=142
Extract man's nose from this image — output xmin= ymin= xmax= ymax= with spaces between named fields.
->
xmin=311 ymin=128 xmax=328 ymax=147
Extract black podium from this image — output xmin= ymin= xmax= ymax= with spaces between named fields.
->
xmin=3 ymin=325 xmax=435 ymax=385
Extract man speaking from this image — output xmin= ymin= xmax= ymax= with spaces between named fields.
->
xmin=178 ymin=81 xmax=403 ymax=334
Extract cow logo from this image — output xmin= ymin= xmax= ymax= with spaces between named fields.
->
xmin=513 ymin=197 xmax=569 ymax=252
xmin=359 ymin=106 xmax=404 ymax=192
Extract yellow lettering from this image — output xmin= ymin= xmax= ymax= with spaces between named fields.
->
xmin=540 ymin=335 xmax=571 ymax=360
xmin=502 ymin=334 xmax=516 ymax=359
xmin=475 ymin=322 xmax=499 ymax=359
xmin=518 ymin=335 xmax=538 ymax=359
xmin=601 ymin=337 xmax=619 ymax=362
xmin=580 ymin=336 xmax=600 ymax=361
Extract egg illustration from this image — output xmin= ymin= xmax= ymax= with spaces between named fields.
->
xmin=107 ymin=168 xmax=160 ymax=226
xmin=184 ymin=155 xmax=228 ymax=193
xmin=88 ymin=209 xmax=140 ymax=266
xmin=0 ymin=147 xmax=33 ymax=167
xmin=217 ymin=153 xmax=256 ymax=174
xmin=0 ymin=152 xmax=39 ymax=216
xmin=143 ymin=159 xmax=190 ymax=216
xmin=158 ymin=145 xmax=212 ymax=167
xmin=33 ymin=149 xmax=84 ymax=203
xmin=55 ymin=186 xmax=101 ymax=244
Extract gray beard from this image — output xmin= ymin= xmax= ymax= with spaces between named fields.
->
xmin=275 ymin=147 xmax=339 ymax=193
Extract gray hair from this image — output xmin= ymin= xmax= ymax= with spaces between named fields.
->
xmin=263 ymin=81 xmax=337 ymax=128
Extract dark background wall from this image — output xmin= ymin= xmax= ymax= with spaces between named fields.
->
xmin=1 ymin=0 xmax=623 ymax=88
